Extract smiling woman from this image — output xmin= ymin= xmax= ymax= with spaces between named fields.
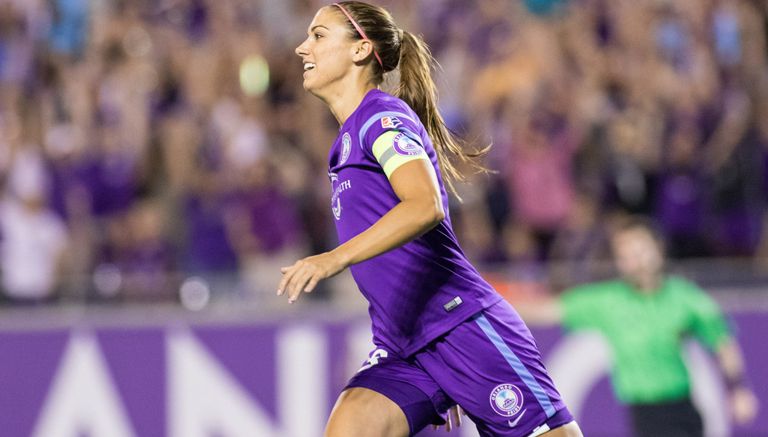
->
xmin=283 ymin=2 xmax=583 ymax=437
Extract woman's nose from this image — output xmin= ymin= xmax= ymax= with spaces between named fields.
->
xmin=295 ymin=40 xmax=309 ymax=57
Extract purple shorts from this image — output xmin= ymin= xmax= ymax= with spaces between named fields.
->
xmin=346 ymin=300 xmax=573 ymax=436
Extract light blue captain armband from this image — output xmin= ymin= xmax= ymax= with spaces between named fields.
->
xmin=371 ymin=130 xmax=428 ymax=178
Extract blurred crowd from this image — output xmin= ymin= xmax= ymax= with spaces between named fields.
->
xmin=0 ymin=0 xmax=766 ymax=305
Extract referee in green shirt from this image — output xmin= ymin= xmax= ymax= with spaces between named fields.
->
xmin=522 ymin=218 xmax=758 ymax=436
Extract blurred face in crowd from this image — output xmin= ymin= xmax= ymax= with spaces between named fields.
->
xmin=611 ymin=226 xmax=664 ymax=286
xmin=295 ymin=7 xmax=358 ymax=98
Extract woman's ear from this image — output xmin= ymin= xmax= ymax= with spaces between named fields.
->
xmin=352 ymin=39 xmax=374 ymax=63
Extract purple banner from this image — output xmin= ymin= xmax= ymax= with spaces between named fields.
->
xmin=0 ymin=311 xmax=764 ymax=436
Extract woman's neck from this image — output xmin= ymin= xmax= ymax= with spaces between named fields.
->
xmin=322 ymin=81 xmax=377 ymax=125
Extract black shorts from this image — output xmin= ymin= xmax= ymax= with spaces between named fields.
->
xmin=629 ymin=398 xmax=703 ymax=437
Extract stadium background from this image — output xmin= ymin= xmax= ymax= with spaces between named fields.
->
xmin=0 ymin=0 xmax=766 ymax=435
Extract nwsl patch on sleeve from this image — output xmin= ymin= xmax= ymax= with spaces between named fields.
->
xmin=380 ymin=116 xmax=402 ymax=129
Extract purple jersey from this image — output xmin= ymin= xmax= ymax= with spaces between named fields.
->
xmin=328 ymin=89 xmax=501 ymax=356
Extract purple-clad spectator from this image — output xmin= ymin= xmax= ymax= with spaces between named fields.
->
xmin=48 ymin=144 xmax=137 ymax=219
xmin=96 ymin=201 xmax=176 ymax=301
xmin=549 ymin=192 xmax=609 ymax=289
xmin=225 ymin=162 xmax=305 ymax=298
xmin=73 ymin=125 xmax=140 ymax=219
xmin=709 ymin=125 xmax=765 ymax=257
xmin=233 ymin=183 xmax=301 ymax=255
xmin=654 ymin=107 xmax=709 ymax=258
xmin=182 ymin=190 xmax=238 ymax=274
xmin=179 ymin=178 xmax=240 ymax=299
xmin=0 ymin=3 xmax=34 ymax=90
xmin=506 ymin=110 xmax=581 ymax=260
xmin=703 ymin=82 xmax=764 ymax=256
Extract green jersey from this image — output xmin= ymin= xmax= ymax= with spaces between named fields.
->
xmin=561 ymin=276 xmax=730 ymax=404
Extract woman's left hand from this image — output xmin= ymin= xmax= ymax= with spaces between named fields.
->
xmin=278 ymin=251 xmax=348 ymax=303
xmin=433 ymin=405 xmax=464 ymax=432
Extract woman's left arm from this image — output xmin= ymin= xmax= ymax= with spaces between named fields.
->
xmin=278 ymin=158 xmax=444 ymax=303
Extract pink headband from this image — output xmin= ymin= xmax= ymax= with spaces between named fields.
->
xmin=333 ymin=3 xmax=384 ymax=68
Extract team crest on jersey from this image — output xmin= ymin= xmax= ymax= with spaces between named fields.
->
xmin=340 ymin=132 xmax=352 ymax=165
xmin=380 ymin=116 xmax=402 ymax=129
xmin=489 ymin=383 xmax=524 ymax=417
xmin=392 ymin=132 xmax=423 ymax=156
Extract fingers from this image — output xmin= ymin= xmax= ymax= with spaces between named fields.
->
xmin=440 ymin=405 xmax=462 ymax=432
xmin=278 ymin=262 xmax=305 ymax=299
xmin=277 ymin=263 xmax=297 ymax=296
xmin=278 ymin=259 xmax=323 ymax=303
xmin=446 ymin=406 xmax=460 ymax=432
xmin=287 ymin=268 xmax=315 ymax=303
xmin=304 ymin=275 xmax=321 ymax=293
xmin=454 ymin=405 xmax=463 ymax=428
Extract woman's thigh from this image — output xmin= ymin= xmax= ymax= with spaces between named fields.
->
xmin=334 ymin=347 xmax=451 ymax=436
xmin=325 ymin=387 xmax=409 ymax=437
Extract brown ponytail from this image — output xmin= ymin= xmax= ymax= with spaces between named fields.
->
xmin=333 ymin=2 xmax=489 ymax=196
xmin=396 ymin=30 xmax=488 ymax=196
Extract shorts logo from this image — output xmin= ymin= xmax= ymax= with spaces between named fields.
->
xmin=392 ymin=133 xmax=422 ymax=156
xmin=381 ymin=116 xmax=402 ymax=129
xmin=340 ymin=132 xmax=352 ymax=165
xmin=489 ymin=383 xmax=524 ymax=417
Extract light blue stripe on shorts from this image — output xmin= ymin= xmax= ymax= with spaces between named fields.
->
xmin=475 ymin=313 xmax=557 ymax=418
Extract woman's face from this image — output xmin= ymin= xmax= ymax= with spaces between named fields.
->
xmin=611 ymin=227 xmax=664 ymax=281
xmin=295 ymin=7 xmax=357 ymax=96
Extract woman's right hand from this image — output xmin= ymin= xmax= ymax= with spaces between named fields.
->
xmin=277 ymin=251 xmax=348 ymax=303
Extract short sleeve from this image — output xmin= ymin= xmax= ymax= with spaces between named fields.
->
xmin=679 ymin=280 xmax=731 ymax=350
xmin=359 ymin=110 xmax=423 ymax=155
xmin=560 ymin=284 xmax=610 ymax=331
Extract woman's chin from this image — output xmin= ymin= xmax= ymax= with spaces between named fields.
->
xmin=302 ymin=78 xmax=316 ymax=92
xmin=303 ymin=81 xmax=324 ymax=98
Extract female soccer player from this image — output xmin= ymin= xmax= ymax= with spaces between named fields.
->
xmin=279 ymin=2 xmax=582 ymax=436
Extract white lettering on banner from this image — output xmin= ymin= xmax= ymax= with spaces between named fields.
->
xmin=32 ymin=333 xmax=136 ymax=437
xmin=347 ymin=322 xmax=376 ymax=377
xmin=277 ymin=326 xmax=327 ymax=437
xmin=167 ymin=329 xmax=279 ymax=437
xmin=543 ymin=332 xmax=611 ymax=419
